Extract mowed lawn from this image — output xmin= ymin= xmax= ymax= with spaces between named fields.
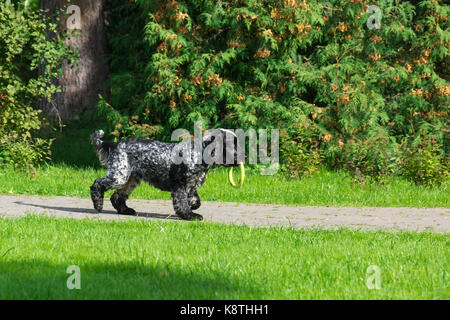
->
xmin=0 ymin=216 xmax=448 ymax=300
xmin=0 ymin=165 xmax=449 ymax=207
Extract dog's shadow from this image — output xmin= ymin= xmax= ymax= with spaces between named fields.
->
xmin=14 ymin=201 xmax=180 ymax=220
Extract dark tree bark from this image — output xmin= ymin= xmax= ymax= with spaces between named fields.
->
xmin=39 ymin=0 xmax=109 ymax=119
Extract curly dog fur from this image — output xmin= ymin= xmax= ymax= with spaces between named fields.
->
xmin=90 ymin=129 xmax=245 ymax=220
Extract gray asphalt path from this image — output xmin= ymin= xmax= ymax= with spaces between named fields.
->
xmin=0 ymin=195 xmax=448 ymax=233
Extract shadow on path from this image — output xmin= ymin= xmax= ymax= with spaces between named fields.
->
xmin=14 ymin=201 xmax=179 ymax=220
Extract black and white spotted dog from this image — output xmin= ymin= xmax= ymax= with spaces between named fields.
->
xmin=90 ymin=129 xmax=245 ymax=220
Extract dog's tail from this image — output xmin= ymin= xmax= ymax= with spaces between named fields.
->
xmin=90 ymin=130 xmax=117 ymax=166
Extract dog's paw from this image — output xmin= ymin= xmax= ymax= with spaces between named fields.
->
xmin=119 ymin=207 xmax=136 ymax=215
xmin=188 ymin=213 xmax=203 ymax=221
xmin=91 ymin=191 xmax=104 ymax=212
xmin=93 ymin=200 xmax=103 ymax=213
xmin=177 ymin=212 xmax=203 ymax=221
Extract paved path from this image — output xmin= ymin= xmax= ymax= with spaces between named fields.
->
xmin=0 ymin=195 xmax=448 ymax=233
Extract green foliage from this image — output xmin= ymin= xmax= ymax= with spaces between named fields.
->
xmin=103 ymin=0 xmax=449 ymax=182
xmin=340 ymin=135 xmax=400 ymax=184
xmin=96 ymin=95 xmax=161 ymax=141
xmin=400 ymin=137 xmax=449 ymax=187
xmin=0 ymin=135 xmax=53 ymax=174
xmin=0 ymin=1 xmax=75 ymax=171
xmin=280 ymin=121 xmax=323 ymax=178
xmin=11 ymin=0 xmax=40 ymax=11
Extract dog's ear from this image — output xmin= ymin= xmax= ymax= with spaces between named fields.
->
xmin=218 ymin=129 xmax=236 ymax=138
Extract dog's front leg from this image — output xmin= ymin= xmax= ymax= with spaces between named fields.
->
xmin=90 ymin=171 xmax=129 ymax=212
xmin=188 ymin=189 xmax=201 ymax=210
xmin=171 ymin=188 xmax=203 ymax=221
xmin=90 ymin=178 xmax=107 ymax=212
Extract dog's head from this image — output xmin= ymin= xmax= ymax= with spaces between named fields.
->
xmin=202 ymin=129 xmax=246 ymax=167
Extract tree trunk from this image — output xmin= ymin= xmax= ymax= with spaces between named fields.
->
xmin=39 ymin=0 xmax=109 ymax=119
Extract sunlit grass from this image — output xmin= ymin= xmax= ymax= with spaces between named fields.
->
xmin=1 ymin=164 xmax=448 ymax=207
xmin=0 ymin=216 xmax=447 ymax=299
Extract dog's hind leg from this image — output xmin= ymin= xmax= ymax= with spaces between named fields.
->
xmin=171 ymin=188 xmax=203 ymax=221
xmin=110 ymin=174 xmax=141 ymax=215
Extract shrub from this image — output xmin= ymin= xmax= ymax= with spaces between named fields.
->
xmin=280 ymin=119 xmax=323 ymax=178
xmin=96 ymin=95 xmax=162 ymax=141
xmin=0 ymin=135 xmax=53 ymax=173
xmin=400 ymin=138 xmax=449 ymax=187
xmin=340 ymin=136 xmax=399 ymax=184
xmin=0 ymin=1 xmax=75 ymax=171
xmin=101 ymin=0 xmax=448 ymax=179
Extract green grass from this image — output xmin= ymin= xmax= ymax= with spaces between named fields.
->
xmin=1 ymin=164 xmax=449 ymax=207
xmin=0 ymin=216 xmax=447 ymax=299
